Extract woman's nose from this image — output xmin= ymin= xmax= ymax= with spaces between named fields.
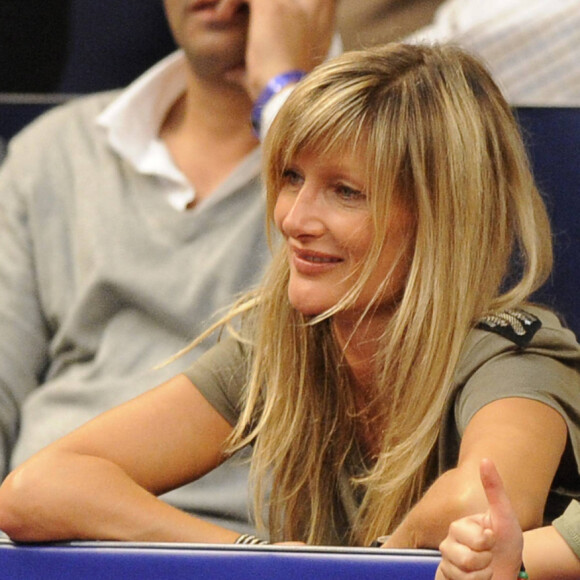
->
xmin=278 ymin=186 xmax=326 ymax=239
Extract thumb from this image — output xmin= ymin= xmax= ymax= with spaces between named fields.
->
xmin=479 ymin=458 xmax=514 ymax=530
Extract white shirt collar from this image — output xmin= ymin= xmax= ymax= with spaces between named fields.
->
xmin=97 ymin=50 xmax=189 ymax=183
xmin=96 ymin=50 xmax=263 ymax=211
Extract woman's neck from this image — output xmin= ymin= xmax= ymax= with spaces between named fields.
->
xmin=332 ymin=308 xmax=392 ymax=390
xmin=332 ymin=310 xmax=393 ymax=463
xmin=332 ymin=309 xmax=395 ymax=461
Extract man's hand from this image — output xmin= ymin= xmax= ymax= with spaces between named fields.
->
xmin=219 ymin=0 xmax=337 ymax=99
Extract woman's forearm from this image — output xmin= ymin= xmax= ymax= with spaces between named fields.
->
xmin=382 ymin=467 xmax=488 ymax=549
xmin=392 ymin=398 xmax=566 ymax=550
xmin=0 ymin=450 xmax=240 ymax=544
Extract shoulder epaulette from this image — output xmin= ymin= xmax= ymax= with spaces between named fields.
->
xmin=476 ymin=308 xmax=541 ymax=347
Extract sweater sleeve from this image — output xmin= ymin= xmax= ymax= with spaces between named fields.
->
xmin=0 ymin=137 xmax=52 ymax=479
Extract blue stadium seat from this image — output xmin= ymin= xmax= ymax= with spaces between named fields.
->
xmin=0 ymin=0 xmax=175 ymax=160
xmin=0 ymin=539 xmax=440 ymax=579
xmin=516 ymin=107 xmax=580 ymax=339
xmin=56 ymin=0 xmax=175 ymax=93
xmin=0 ymin=0 xmax=175 ymax=94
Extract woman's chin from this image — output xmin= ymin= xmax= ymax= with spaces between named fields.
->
xmin=289 ymin=298 xmax=327 ymax=318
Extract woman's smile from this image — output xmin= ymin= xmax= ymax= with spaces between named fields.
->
xmin=289 ymin=245 xmax=344 ymax=274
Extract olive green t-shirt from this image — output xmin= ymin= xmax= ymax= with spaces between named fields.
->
xmin=184 ymin=305 xmax=580 ymax=530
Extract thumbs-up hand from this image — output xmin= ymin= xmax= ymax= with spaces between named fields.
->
xmin=435 ymin=458 xmax=524 ymax=580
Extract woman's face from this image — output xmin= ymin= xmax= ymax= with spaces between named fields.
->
xmin=274 ymin=148 xmax=415 ymax=320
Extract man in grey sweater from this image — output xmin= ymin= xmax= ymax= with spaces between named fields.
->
xmin=0 ymin=0 xmax=337 ymax=535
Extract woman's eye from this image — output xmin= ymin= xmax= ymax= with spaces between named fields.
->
xmin=336 ymin=184 xmax=366 ymax=201
xmin=282 ymin=168 xmax=303 ymax=187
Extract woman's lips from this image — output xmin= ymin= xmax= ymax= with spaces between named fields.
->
xmin=290 ymin=246 xmax=343 ymax=274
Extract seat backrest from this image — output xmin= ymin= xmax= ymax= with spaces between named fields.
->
xmin=56 ymin=0 xmax=175 ymax=93
xmin=0 ymin=94 xmax=70 ymax=162
xmin=516 ymin=107 xmax=580 ymax=338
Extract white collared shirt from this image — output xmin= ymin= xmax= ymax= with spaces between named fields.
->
xmin=97 ymin=50 xmax=262 ymax=211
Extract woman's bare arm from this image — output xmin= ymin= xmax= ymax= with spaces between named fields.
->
xmin=0 ymin=373 xmax=240 ymax=544
xmin=523 ymin=524 xmax=580 ymax=579
xmin=382 ymin=397 xmax=567 ymax=549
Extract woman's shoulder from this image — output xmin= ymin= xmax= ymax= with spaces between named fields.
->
xmin=475 ymin=304 xmax=576 ymax=346
xmin=457 ymin=304 xmax=580 ymax=383
xmin=448 ymin=304 xmax=580 ymax=440
xmin=182 ymin=335 xmax=251 ymax=427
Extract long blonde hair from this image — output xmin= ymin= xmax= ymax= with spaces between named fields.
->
xmin=211 ymin=43 xmax=552 ymax=545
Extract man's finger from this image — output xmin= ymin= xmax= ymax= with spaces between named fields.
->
xmin=215 ymin=0 xmax=248 ymax=19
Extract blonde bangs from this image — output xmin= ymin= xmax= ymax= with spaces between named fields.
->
xmin=264 ymin=77 xmax=372 ymax=220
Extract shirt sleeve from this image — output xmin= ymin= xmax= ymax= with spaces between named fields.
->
xmin=453 ymin=316 xmax=580 ymax=480
xmin=449 ymin=317 xmax=580 ymax=522
xmin=553 ymin=499 xmax=580 ymax=559
xmin=455 ymin=349 xmax=580 ymax=435
xmin=182 ymin=335 xmax=250 ymax=427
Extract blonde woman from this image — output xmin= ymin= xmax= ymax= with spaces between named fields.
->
xmin=0 ymin=43 xmax=579 ymax=548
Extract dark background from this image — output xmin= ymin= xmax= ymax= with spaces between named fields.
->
xmin=0 ymin=0 xmax=175 ymax=93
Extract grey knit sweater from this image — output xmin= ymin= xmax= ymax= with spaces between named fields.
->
xmin=0 ymin=92 xmax=270 ymax=532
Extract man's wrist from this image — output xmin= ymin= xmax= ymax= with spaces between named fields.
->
xmin=251 ymin=70 xmax=306 ymax=137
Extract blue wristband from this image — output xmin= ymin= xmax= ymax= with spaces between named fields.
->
xmin=251 ymin=70 xmax=306 ymax=137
